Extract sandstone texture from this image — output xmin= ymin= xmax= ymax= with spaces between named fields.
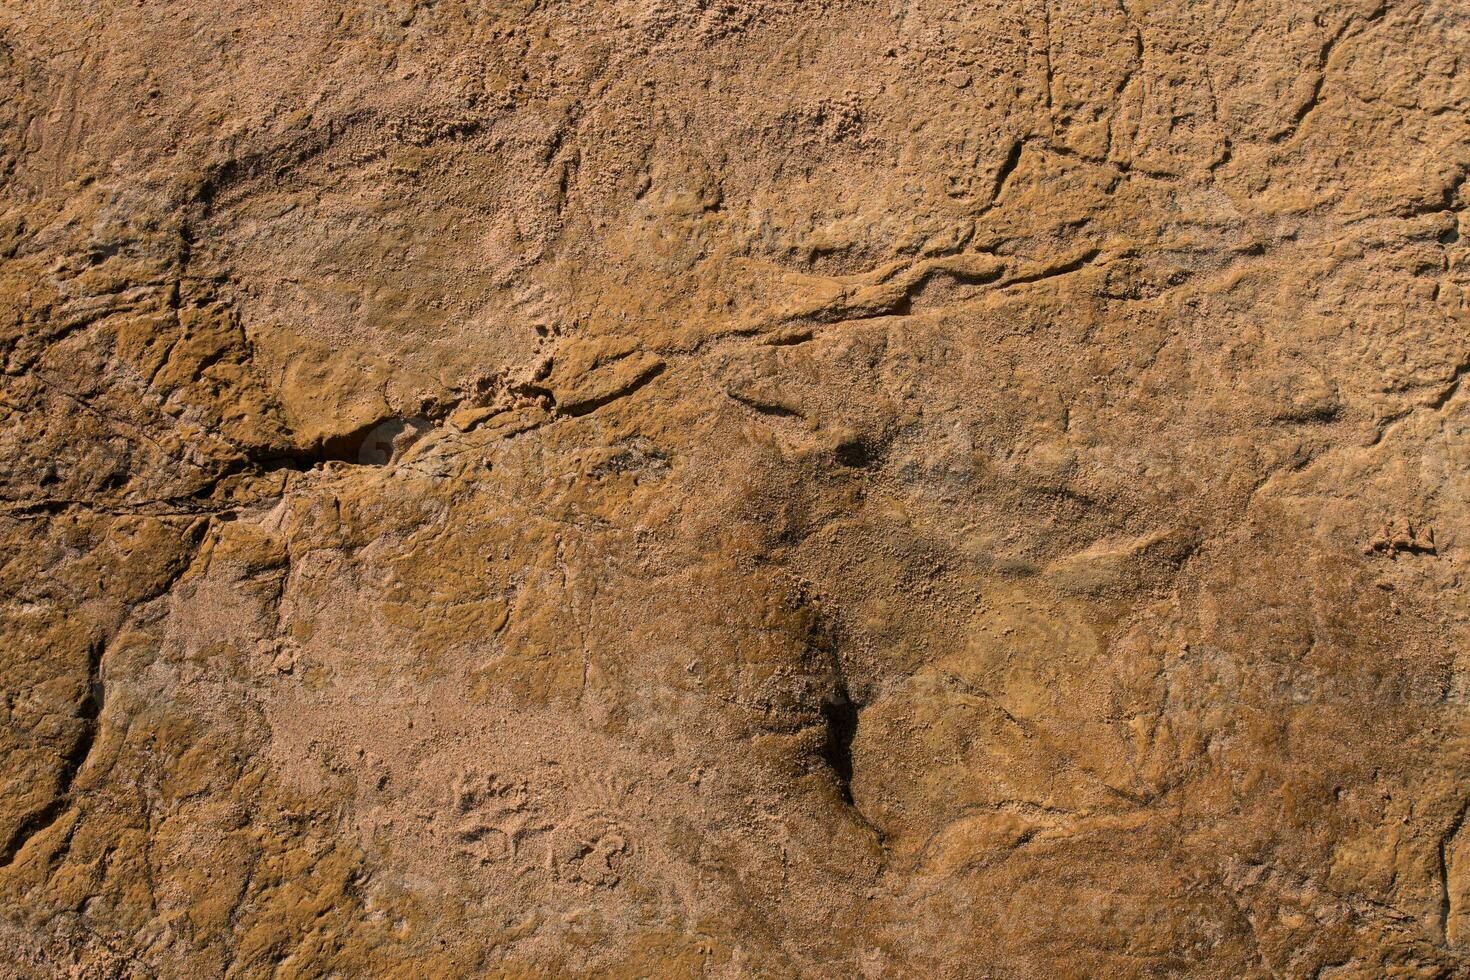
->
xmin=2 ymin=1 xmax=1469 ymax=976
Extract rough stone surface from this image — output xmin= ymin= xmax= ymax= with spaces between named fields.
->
xmin=1 ymin=1 xmax=1469 ymax=976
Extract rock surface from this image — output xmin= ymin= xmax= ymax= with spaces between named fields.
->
xmin=2 ymin=0 xmax=1469 ymax=975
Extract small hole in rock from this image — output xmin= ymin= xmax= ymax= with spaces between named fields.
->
xmin=834 ymin=438 xmax=875 ymax=468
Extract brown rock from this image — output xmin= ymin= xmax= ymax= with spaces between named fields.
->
xmin=1 ymin=1 xmax=1468 ymax=975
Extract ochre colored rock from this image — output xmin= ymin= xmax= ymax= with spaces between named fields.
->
xmin=1 ymin=1 xmax=1468 ymax=975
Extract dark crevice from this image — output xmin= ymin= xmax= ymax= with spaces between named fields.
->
xmin=1270 ymin=3 xmax=1388 ymax=144
xmin=91 ymin=378 xmax=559 ymax=513
xmin=727 ymin=391 xmax=804 ymax=419
xmin=558 ymin=360 xmax=665 ymax=418
xmin=0 ymin=797 xmax=70 ymax=868
xmin=212 ymin=414 xmax=431 ymax=486
xmin=990 ymin=138 xmax=1025 ymax=205
xmin=1029 ymin=137 xmax=1181 ymax=181
xmin=1439 ymin=799 xmax=1469 ymax=943
xmin=0 ymin=493 xmax=233 ymax=520
xmin=820 ymin=694 xmax=860 ymax=805
xmin=318 ymin=415 xmax=429 ymax=465
xmin=834 ymin=437 xmax=877 ymax=468
xmin=1396 ymin=169 xmax=1467 ymax=220
xmin=1271 ymin=401 xmax=1343 ymax=425
xmin=190 ymin=110 xmax=377 ymax=217
xmin=1000 ymin=248 xmax=1103 ymax=288
xmin=799 ymin=589 xmax=873 ymax=828
xmin=1277 ymin=68 xmax=1330 ymax=140
xmin=0 ymin=636 xmax=105 ymax=869
xmin=762 ymin=328 xmax=814 ymax=347
xmin=915 ymin=264 xmax=1006 ymax=292
xmin=1427 ymin=358 xmax=1470 ymax=411
xmin=804 ymin=291 xmax=911 ymax=325
xmin=0 ymin=521 xmax=205 ymax=871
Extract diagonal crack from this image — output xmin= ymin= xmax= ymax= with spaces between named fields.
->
xmin=0 ymin=517 xmax=208 ymax=871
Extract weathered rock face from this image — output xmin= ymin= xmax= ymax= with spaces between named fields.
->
xmin=1 ymin=0 xmax=1468 ymax=975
